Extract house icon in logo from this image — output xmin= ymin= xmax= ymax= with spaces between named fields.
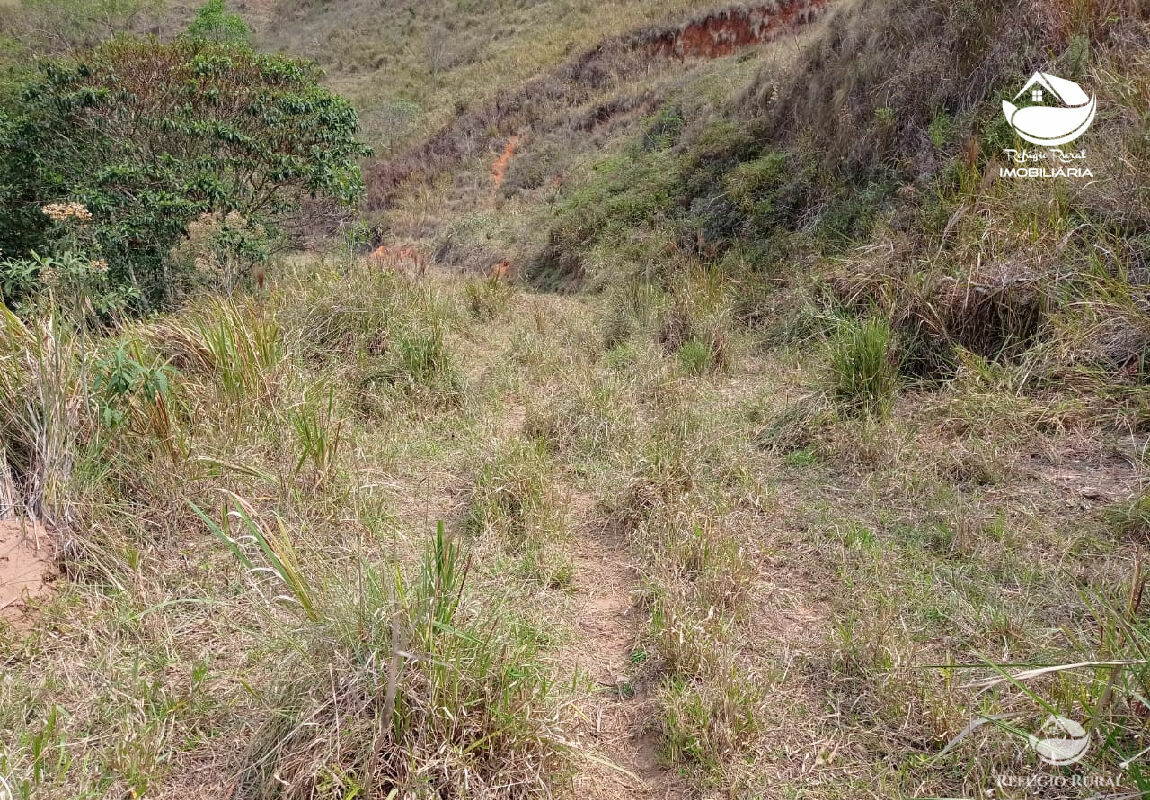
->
xmin=1003 ymin=71 xmax=1096 ymax=147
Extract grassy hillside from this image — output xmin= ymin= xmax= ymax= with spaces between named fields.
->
xmin=0 ymin=0 xmax=724 ymax=152
xmin=2 ymin=0 xmax=1150 ymax=799
xmin=258 ymin=0 xmax=727 ymax=150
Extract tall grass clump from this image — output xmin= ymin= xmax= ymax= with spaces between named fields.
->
xmin=1107 ymin=491 xmax=1150 ymax=542
xmin=829 ymin=315 xmax=898 ymax=416
xmin=196 ymin=301 xmax=283 ymax=402
xmin=601 ymin=279 xmax=668 ymax=351
xmin=657 ymin=271 xmax=732 ymax=375
xmin=224 ymin=520 xmax=571 ymax=798
xmin=465 ymin=439 xmax=570 ymax=587
xmin=146 ymin=298 xmax=284 ymax=406
xmin=276 ymin=260 xmax=468 ymax=414
xmin=0 ymin=306 xmax=83 ymax=523
xmin=677 ymin=338 xmax=714 ymax=376
xmin=191 ymin=496 xmax=320 ymax=622
xmin=374 ymin=325 xmax=467 ymax=410
xmin=658 ymin=667 xmax=764 ymax=777
xmin=601 ymin=269 xmax=734 ymax=374
xmin=291 ymin=386 xmax=344 ymax=486
xmin=523 ymin=372 xmax=637 ymax=460
xmin=463 ymin=272 xmax=514 ymax=320
xmin=281 ymin=259 xmax=403 ymax=360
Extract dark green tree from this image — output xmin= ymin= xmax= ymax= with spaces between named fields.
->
xmin=0 ymin=11 xmax=370 ymax=310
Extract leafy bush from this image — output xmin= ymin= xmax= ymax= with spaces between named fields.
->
xmin=0 ymin=18 xmax=370 ymax=310
xmin=185 ymin=0 xmax=251 ymax=45
xmin=168 ymin=211 xmax=273 ymax=296
xmin=1 ymin=201 xmax=138 ymax=319
xmin=91 ymin=341 xmax=174 ymax=435
xmin=1 ymin=249 xmax=135 ymax=321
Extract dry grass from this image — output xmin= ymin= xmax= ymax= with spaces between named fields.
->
xmin=3 ymin=1 xmax=1150 ymax=798
xmin=3 ymin=238 xmax=1150 ymax=798
xmin=0 ymin=262 xmax=586 ymax=797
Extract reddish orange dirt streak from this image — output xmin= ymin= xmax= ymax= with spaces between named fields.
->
xmin=649 ymin=0 xmax=830 ymax=59
xmin=491 ymin=135 xmax=520 ymax=193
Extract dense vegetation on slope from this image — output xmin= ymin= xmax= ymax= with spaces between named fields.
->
xmin=509 ymin=0 xmax=1149 ymax=405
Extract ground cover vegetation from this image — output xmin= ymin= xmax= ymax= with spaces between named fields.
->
xmin=1 ymin=0 xmax=1149 ymax=798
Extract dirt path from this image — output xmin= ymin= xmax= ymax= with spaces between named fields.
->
xmin=564 ymin=498 xmax=687 ymax=800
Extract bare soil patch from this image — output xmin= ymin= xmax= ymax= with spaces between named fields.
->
xmin=0 ymin=518 xmax=54 ymax=626
xmin=563 ymin=497 xmax=688 ymax=800
xmin=1026 ymin=445 xmax=1141 ymax=506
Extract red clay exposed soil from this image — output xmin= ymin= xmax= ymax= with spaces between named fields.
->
xmin=649 ymin=0 xmax=828 ymax=59
xmin=490 ymin=134 xmax=519 ymax=194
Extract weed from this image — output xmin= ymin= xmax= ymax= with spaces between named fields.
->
xmin=291 ymin=386 xmax=344 ymax=485
xmin=463 ymin=273 xmax=514 ymax=319
xmin=928 ymin=111 xmax=953 ymax=149
xmin=192 ymin=299 xmax=283 ymax=403
xmin=465 ymin=439 xmax=570 ymax=587
xmin=677 ymin=338 xmax=713 ymax=375
xmin=659 ymin=667 xmax=763 ymax=776
xmin=235 ymin=523 xmax=571 ymax=797
xmin=0 ymin=306 xmax=81 ymax=522
xmin=828 ymin=315 xmax=899 ymax=416
xmin=1106 ymin=491 xmax=1150 ymax=542
xmin=90 ymin=341 xmax=174 ymax=439
xmin=367 ymin=325 xmax=466 ymax=411
xmin=191 ymin=496 xmax=320 ymax=622
xmin=782 ymin=446 xmax=818 ymax=467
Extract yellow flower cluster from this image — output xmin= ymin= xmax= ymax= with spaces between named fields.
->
xmin=91 ymin=258 xmax=108 ymax=273
xmin=41 ymin=202 xmax=93 ymax=223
